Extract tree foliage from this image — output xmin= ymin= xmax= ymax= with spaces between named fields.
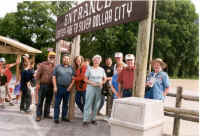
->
xmin=0 ymin=1 xmax=198 ymax=78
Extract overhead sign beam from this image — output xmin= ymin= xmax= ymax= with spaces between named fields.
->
xmin=56 ymin=1 xmax=148 ymax=40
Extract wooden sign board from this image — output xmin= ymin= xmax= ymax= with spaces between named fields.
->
xmin=56 ymin=1 xmax=148 ymax=40
xmin=60 ymin=40 xmax=71 ymax=53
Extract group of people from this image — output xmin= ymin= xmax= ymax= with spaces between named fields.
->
xmin=0 ymin=51 xmax=170 ymax=127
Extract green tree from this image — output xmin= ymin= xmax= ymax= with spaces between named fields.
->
xmin=80 ymin=0 xmax=198 ymax=78
xmin=0 ymin=1 xmax=73 ymax=63
xmin=154 ymin=0 xmax=199 ymax=78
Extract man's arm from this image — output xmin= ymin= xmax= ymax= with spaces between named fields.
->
xmin=67 ymin=80 xmax=75 ymax=91
xmin=118 ymin=83 xmax=122 ymax=97
xmin=163 ymin=87 xmax=170 ymax=96
xmin=52 ymin=76 xmax=57 ymax=93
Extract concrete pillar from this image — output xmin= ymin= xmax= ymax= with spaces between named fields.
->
xmin=110 ymin=97 xmax=164 ymax=136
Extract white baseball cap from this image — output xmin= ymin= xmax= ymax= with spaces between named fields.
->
xmin=23 ymin=54 xmax=30 ymax=58
xmin=125 ymin=54 xmax=135 ymax=60
xmin=115 ymin=52 xmax=123 ymax=58
xmin=0 ymin=57 xmax=6 ymax=62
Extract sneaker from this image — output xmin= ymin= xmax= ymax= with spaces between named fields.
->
xmin=9 ymin=102 xmax=14 ymax=106
xmin=91 ymin=120 xmax=97 ymax=125
xmin=5 ymin=98 xmax=10 ymax=102
xmin=82 ymin=121 xmax=89 ymax=127
xmin=54 ymin=120 xmax=59 ymax=124
xmin=24 ymin=109 xmax=31 ymax=113
xmin=44 ymin=115 xmax=53 ymax=119
xmin=62 ymin=118 xmax=70 ymax=122
xmin=36 ymin=117 xmax=41 ymax=122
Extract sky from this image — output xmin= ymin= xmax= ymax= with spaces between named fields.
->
xmin=0 ymin=0 xmax=199 ymax=18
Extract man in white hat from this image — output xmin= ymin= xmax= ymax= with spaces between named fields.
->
xmin=113 ymin=52 xmax=126 ymax=74
xmin=118 ymin=54 xmax=135 ymax=98
xmin=145 ymin=58 xmax=170 ymax=100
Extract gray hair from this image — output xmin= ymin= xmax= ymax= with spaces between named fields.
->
xmin=92 ymin=54 xmax=102 ymax=62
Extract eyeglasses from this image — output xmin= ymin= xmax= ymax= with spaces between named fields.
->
xmin=49 ymin=57 xmax=55 ymax=59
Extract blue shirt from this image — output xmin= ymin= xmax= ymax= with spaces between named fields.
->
xmin=112 ymin=74 xmax=119 ymax=99
xmin=145 ymin=71 xmax=170 ymax=100
xmin=53 ymin=64 xmax=75 ymax=87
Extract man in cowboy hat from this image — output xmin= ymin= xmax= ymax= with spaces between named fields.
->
xmin=145 ymin=58 xmax=170 ymax=100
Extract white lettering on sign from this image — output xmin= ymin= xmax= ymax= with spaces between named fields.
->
xmin=93 ymin=9 xmax=112 ymax=28
xmin=105 ymin=0 xmax=112 ymax=9
xmin=114 ymin=2 xmax=133 ymax=22
xmin=56 ymin=1 xmax=148 ymax=39
xmin=127 ymin=2 xmax=133 ymax=17
xmin=56 ymin=28 xmax=66 ymax=39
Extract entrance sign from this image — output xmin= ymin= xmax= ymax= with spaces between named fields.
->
xmin=60 ymin=40 xmax=71 ymax=53
xmin=56 ymin=1 xmax=148 ymax=40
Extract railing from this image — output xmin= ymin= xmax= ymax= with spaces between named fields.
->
xmin=164 ymin=87 xmax=199 ymax=136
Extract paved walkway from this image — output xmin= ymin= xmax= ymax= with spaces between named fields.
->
xmin=0 ymin=104 xmax=110 ymax=136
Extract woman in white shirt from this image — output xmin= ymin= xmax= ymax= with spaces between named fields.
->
xmin=83 ymin=55 xmax=107 ymax=127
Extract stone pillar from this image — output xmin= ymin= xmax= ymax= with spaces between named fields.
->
xmin=110 ymin=97 xmax=164 ymax=136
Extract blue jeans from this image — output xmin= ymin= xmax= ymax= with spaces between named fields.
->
xmin=75 ymin=91 xmax=86 ymax=113
xmin=36 ymin=84 xmax=53 ymax=117
xmin=83 ymin=86 xmax=101 ymax=122
xmin=122 ymin=89 xmax=132 ymax=97
xmin=54 ymin=86 xmax=70 ymax=120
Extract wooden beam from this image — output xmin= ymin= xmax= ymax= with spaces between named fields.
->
xmin=56 ymin=40 xmax=61 ymax=65
xmin=68 ymin=35 xmax=80 ymax=120
xmin=16 ymin=55 xmax=21 ymax=82
xmin=164 ymin=106 xmax=199 ymax=116
xmin=0 ymin=46 xmax=26 ymax=54
xmin=134 ymin=0 xmax=153 ymax=97
xmin=173 ymin=87 xmax=182 ymax=136
xmin=165 ymin=112 xmax=199 ymax=122
xmin=167 ymin=93 xmax=199 ymax=102
xmin=148 ymin=0 xmax=157 ymax=73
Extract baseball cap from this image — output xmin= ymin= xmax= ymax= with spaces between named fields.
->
xmin=23 ymin=54 xmax=30 ymax=58
xmin=115 ymin=52 xmax=123 ymax=58
xmin=48 ymin=51 xmax=56 ymax=56
xmin=0 ymin=57 xmax=6 ymax=62
xmin=125 ymin=54 xmax=135 ymax=60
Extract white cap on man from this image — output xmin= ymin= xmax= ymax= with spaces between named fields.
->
xmin=125 ymin=54 xmax=135 ymax=60
xmin=0 ymin=57 xmax=6 ymax=62
xmin=23 ymin=54 xmax=30 ymax=58
xmin=115 ymin=52 xmax=123 ymax=58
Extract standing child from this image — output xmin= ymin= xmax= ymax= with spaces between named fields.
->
xmin=0 ymin=64 xmax=8 ymax=108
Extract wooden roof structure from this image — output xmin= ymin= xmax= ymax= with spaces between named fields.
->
xmin=0 ymin=35 xmax=42 ymax=55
